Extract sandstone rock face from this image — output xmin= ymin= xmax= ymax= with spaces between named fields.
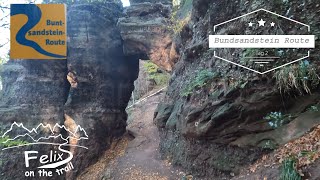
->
xmin=0 ymin=2 xmax=138 ymax=180
xmin=65 ymin=3 xmax=138 ymax=178
xmin=118 ymin=2 xmax=178 ymax=71
xmin=0 ymin=60 xmax=68 ymax=180
xmin=154 ymin=0 xmax=320 ymax=178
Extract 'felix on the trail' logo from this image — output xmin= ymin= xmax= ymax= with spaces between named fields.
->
xmin=1 ymin=122 xmax=88 ymax=177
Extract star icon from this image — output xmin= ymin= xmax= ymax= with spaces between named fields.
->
xmin=248 ymin=22 xmax=254 ymax=27
xmin=270 ymin=22 xmax=275 ymax=27
xmin=258 ymin=19 xmax=266 ymax=26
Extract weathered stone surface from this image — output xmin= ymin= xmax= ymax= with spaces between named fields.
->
xmin=0 ymin=2 xmax=138 ymax=180
xmin=155 ymin=0 xmax=320 ymax=178
xmin=231 ymin=109 xmax=320 ymax=148
xmin=165 ymin=100 xmax=182 ymax=130
xmin=65 ymin=3 xmax=138 ymax=179
xmin=153 ymin=103 xmax=173 ymax=128
xmin=159 ymin=130 xmax=265 ymax=177
xmin=118 ymin=2 xmax=178 ymax=71
xmin=0 ymin=60 xmax=68 ymax=180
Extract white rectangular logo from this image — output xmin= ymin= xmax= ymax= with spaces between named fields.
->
xmin=209 ymin=35 xmax=315 ymax=48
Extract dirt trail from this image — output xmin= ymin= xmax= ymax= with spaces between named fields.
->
xmin=78 ymin=91 xmax=182 ymax=180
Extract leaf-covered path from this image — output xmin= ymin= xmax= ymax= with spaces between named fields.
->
xmin=78 ymin=91 xmax=182 ymax=180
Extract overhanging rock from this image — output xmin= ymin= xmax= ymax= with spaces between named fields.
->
xmin=118 ymin=2 xmax=178 ymax=72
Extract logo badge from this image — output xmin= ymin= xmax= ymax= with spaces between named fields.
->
xmin=1 ymin=122 xmax=88 ymax=178
xmin=10 ymin=4 xmax=67 ymax=59
xmin=209 ymin=9 xmax=315 ymax=74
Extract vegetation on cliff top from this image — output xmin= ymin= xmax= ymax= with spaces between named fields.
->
xmin=143 ymin=61 xmax=170 ymax=87
xmin=169 ymin=0 xmax=192 ymax=35
xmin=274 ymin=60 xmax=320 ymax=94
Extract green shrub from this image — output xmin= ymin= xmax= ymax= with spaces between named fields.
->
xmin=307 ymin=105 xmax=319 ymax=112
xmin=168 ymin=10 xmax=190 ymax=35
xmin=143 ymin=61 xmax=170 ymax=87
xmin=261 ymin=139 xmax=277 ymax=149
xmin=168 ymin=0 xmax=192 ymax=35
xmin=280 ymin=158 xmax=302 ymax=180
xmin=149 ymin=73 xmax=170 ymax=87
xmin=274 ymin=60 xmax=320 ymax=94
xmin=182 ymin=69 xmax=218 ymax=97
xmin=298 ymin=150 xmax=316 ymax=160
xmin=0 ymin=135 xmax=28 ymax=148
xmin=143 ymin=61 xmax=159 ymax=74
xmin=264 ymin=112 xmax=291 ymax=129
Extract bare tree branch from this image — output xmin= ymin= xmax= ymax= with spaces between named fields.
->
xmin=28 ymin=0 xmax=37 ymax=4
xmin=0 ymin=4 xmax=10 ymax=53
xmin=0 ymin=6 xmax=9 ymax=10
xmin=0 ymin=23 xmax=8 ymax=27
xmin=0 ymin=14 xmax=9 ymax=22
xmin=0 ymin=40 xmax=9 ymax=48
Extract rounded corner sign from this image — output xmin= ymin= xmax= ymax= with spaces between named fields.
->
xmin=10 ymin=4 xmax=67 ymax=60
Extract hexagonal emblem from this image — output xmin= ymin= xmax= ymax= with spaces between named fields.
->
xmin=209 ymin=9 xmax=315 ymax=74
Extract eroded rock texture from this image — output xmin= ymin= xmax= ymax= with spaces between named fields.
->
xmin=0 ymin=2 xmax=138 ymax=180
xmin=0 ymin=60 xmax=68 ymax=180
xmin=118 ymin=2 xmax=178 ymax=71
xmin=154 ymin=0 xmax=320 ymax=178
xmin=65 ymin=3 xmax=138 ymax=179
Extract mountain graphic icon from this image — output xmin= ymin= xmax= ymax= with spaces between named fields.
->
xmin=1 ymin=122 xmax=88 ymax=147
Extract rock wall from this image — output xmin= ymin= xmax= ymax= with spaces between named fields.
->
xmin=65 ymin=3 xmax=138 ymax=178
xmin=154 ymin=0 xmax=320 ymax=178
xmin=0 ymin=60 xmax=68 ymax=180
xmin=0 ymin=2 xmax=138 ymax=180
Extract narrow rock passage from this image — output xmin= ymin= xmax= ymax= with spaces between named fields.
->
xmin=78 ymin=91 xmax=182 ymax=180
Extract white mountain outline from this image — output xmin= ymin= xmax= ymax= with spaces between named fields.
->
xmin=1 ymin=122 xmax=89 ymax=150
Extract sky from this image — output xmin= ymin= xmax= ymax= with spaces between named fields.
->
xmin=122 ymin=0 xmax=130 ymax=6
xmin=0 ymin=0 xmax=130 ymax=60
